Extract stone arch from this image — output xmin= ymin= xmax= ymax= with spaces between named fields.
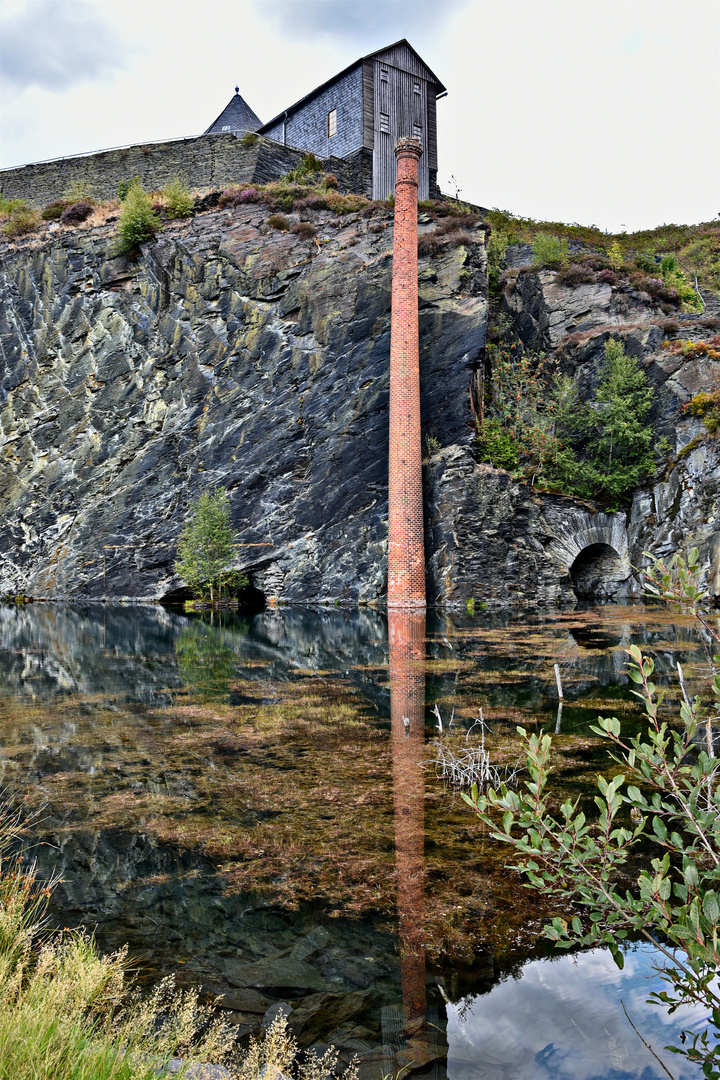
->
xmin=543 ymin=508 xmax=632 ymax=601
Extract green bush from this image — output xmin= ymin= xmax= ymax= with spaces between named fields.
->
xmin=116 ymin=183 xmax=161 ymax=253
xmin=40 ymin=200 xmax=71 ymax=221
xmin=161 ymin=176 xmax=193 ymax=218
xmin=464 ymin=549 xmax=720 ymax=1075
xmin=240 ymin=131 xmax=258 ymax=148
xmin=117 ymin=176 xmax=141 ymax=202
xmin=476 ymin=417 xmax=520 ymax=470
xmin=0 ymin=197 xmax=26 ymax=216
xmin=531 ymin=232 xmax=569 ymax=269
xmin=267 ymin=213 xmax=291 ymax=231
xmin=2 ymin=206 xmax=40 ymax=238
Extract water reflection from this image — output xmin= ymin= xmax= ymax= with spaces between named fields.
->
xmin=447 ymin=943 xmax=705 ymax=1079
xmin=388 ymin=610 xmax=429 ymax=1059
xmin=0 ymin=601 xmax=716 ymax=1077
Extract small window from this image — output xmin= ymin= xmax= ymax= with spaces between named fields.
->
xmin=379 ymin=112 xmax=390 ymax=133
xmin=413 ymin=82 xmax=421 ymax=95
xmin=413 ymin=123 xmax=422 ymax=140
xmin=222 ymin=125 xmax=232 ymax=131
xmin=328 ymin=108 xmax=337 ymax=137
xmin=380 ymin=68 xmax=388 ymax=82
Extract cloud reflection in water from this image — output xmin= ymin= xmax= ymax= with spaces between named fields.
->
xmin=447 ymin=943 xmax=707 ymax=1079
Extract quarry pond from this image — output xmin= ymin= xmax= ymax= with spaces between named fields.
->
xmin=0 ymin=600 xmax=716 ymax=1079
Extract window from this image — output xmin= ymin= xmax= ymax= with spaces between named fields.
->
xmin=379 ymin=112 xmax=390 ymax=133
xmin=222 ymin=125 xmax=232 ymax=131
xmin=413 ymin=82 xmax=421 ymax=95
xmin=413 ymin=123 xmax=422 ymax=140
xmin=328 ymin=109 xmax=337 ymax=137
xmin=380 ymin=68 xmax=388 ymax=82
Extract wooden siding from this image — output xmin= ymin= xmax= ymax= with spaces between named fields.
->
xmin=372 ymin=43 xmax=439 ymax=86
xmin=372 ymin=61 xmax=430 ymax=200
xmin=362 ymin=60 xmax=375 ymax=150
xmin=426 ymin=93 xmax=437 ymax=171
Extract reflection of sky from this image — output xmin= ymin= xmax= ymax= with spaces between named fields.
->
xmin=447 ymin=943 xmax=707 ymax=1080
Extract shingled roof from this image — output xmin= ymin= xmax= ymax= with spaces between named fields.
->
xmin=204 ymin=90 xmax=262 ymax=136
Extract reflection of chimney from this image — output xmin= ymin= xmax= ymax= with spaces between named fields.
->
xmin=389 ymin=609 xmax=427 ymax=1036
xmin=388 ymin=137 xmax=425 ymax=611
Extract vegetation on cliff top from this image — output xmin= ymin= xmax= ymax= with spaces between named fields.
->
xmin=487 ymin=206 xmax=720 ymax=298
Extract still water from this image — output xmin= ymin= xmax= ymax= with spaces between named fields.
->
xmin=0 ymin=600 xmax=715 ymax=1079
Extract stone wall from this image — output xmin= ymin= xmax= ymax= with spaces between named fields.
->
xmin=0 ymin=134 xmax=374 ymax=208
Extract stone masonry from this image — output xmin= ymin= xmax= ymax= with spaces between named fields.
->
xmin=388 ymin=138 xmax=425 ymax=610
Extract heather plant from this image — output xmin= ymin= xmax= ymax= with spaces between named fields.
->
xmin=267 ymin=213 xmax=291 ymax=231
xmin=685 ymin=388 xmax=720 ymax=434
xmin=161 ymin=176 xmax=193 ymax=218
xmin=116 ymin=183 xmax=161 ymax=253
xmin=463 ymin=548 xmax=720 ymax=1075
xmin=59 ymin=201 xmax=93 ymax=225
xmin=291 ymin=220 xmax=316 ymax=240
xmin=531 ymin=231 xmax=568 ymax=269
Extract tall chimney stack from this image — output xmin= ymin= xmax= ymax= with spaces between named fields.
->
xmin=388 ymin=137 xmax=425 ymax=610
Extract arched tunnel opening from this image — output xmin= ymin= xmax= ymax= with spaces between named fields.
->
xmin=570 ymin=543 xmax=628 ymax=600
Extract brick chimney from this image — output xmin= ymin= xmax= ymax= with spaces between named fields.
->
xmin=388 ymin=137 xmax=425 ymax=610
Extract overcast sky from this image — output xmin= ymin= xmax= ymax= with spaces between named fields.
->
xmin=1 ymin=0 xmax=718 ymax=232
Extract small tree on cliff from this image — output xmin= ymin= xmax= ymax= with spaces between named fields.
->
xmin=175 ymin=488 xmax=247 ymax=604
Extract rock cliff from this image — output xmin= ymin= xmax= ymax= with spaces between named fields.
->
xmin=424 ymin=258 xmax=720 ymax=606
xmin=0 ymin=204 xmax=485 ymax=603
xmin=0 ymin=215 xmax=717 ymax=607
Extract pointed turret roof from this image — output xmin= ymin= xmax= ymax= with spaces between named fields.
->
xmin=204 ymin=89 xmax=262 ymax=136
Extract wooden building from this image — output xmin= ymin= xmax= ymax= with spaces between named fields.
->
xmin=206 ymin=40 xmax=446 ymax=201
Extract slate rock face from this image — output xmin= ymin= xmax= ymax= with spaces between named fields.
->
xmin=428 ymin=273 xmax=720 ymax=605
xmin=0 ymin=206 xmax=486 ymax=603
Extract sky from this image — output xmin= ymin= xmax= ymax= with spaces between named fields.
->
xmin=0 ymin=0 xmax=718 ymax=232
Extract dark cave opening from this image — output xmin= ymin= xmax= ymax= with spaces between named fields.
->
xmin=570 ymin=543 xmax=627 ymax=600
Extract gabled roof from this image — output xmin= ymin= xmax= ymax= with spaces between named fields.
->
xmin=257 ymin=38 xmax=446 ymax=134
xmin=366 ymin=40 xmax=446 ymax=93
xmin=204 ymin=90 xmax=262 ymax=136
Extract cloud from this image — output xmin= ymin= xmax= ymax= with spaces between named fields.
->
xmin=618 ymin=26 xmax=665 ymax=54
xmin=253 ymin=0 xmax=464 ymax=48
xmin=0 ymin=0 xmax=132 ymax=92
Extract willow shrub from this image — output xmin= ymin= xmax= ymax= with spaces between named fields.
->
xmin=464 ymin=549 xmax=720 ymax=1075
